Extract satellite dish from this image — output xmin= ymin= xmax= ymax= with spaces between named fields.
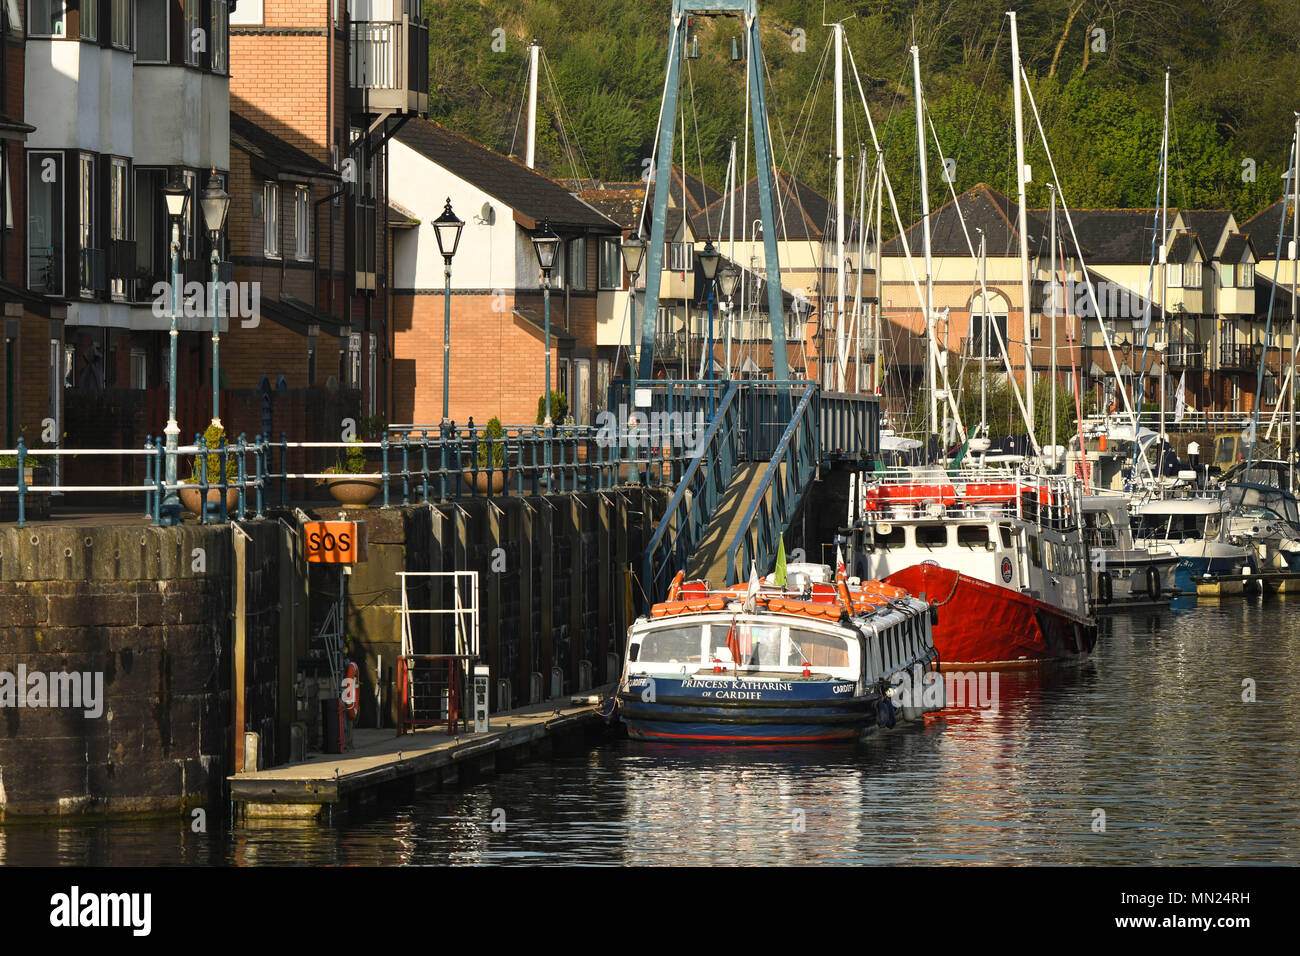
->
xmin=481 ymin=202 xmax=495 ymax=225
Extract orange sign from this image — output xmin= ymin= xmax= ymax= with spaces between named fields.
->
xmin=304 ymin=521 xmax=367 ymax=563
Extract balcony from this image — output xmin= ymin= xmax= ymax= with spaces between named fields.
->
xmin=1165 ymin=344 xmax=1203 ymax=370
xmin=1218 ymin=342 xmax=1262 ymax=370
xmin=348 ymin=17 xmax=429 ymax=117
xmin=108 ymin=239 xmax=137 ymax=282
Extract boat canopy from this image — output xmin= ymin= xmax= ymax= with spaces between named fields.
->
xmin=628 ymin=617 xmax=857 ymax=672
xmin=1223 ymin=482 xmax=1300 ymax=526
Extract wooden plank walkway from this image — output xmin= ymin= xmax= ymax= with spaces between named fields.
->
xmin=230 ymin=691 xmax=611 ymax=822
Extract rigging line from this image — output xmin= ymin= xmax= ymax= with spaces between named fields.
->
xmin=1018 ymin=64 xmax=1157 ymax=487
xmin=922 ymin=92 xmax=1034 ymax=441
xmin=637 ymin=15 xmax=679 ymax=240
xmin=505 ymin=58 xmax=530 ymax=160
xmin=954 ymin=18 xmax=1005 ymax=169
xmin=786 ymin=33 xmax=834 ymax=179
xmin=541 ymin=52 xmax=590 ymax=184
xmin=684 ymin=55 xmax=712 ymax=238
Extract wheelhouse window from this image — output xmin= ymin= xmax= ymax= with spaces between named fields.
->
xmin=28 ymin=152 xmax=65 ymax=294
xmin=263 ymin=182 xmax=279 ymax=257
xmin=637 ymin=625 xmax=704 ymax=664
xmin=136 ymin=0 xmax=167 ymax=61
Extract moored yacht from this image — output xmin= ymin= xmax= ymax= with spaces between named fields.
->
xmin=1081 ymin=494 xmax=1180 ymax=607
xmin=1130 ymin=497 xmax=1253 ymax=590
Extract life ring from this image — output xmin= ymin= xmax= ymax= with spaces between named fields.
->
xmin=666 ymin=570 xmax=684 ymax=602
xmin=1144 ymin=565 xmax=1161 ymax=601
xmin=343 ymin=661 xmax=360 ymax=720
xmin=1097 ymin=570 xmax=1113 ymax=605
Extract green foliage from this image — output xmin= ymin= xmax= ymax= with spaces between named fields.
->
xmin=186 ymin=423 xmax=238 ymax=485
xmin=476 ymin=417 xmax=506 ymax=468
xmin=422 ymin=0 xmax=1300 ymax=221
xmin=536 ymin=390 xmax=568 ymax=425
xmin=357 ymin=414 xmax=388 ymax=441
xmin=333 ymin=438 xmax=368 ymax=475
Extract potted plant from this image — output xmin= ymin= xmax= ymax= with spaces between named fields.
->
xmin=466 ymin=417 xmax=507 ymax=493
xmin=535 ymin=390 xmax=568 ymax=426
xmin=322 ymin=437 xmax=382 ymax=507
xmin=180 ymin=423 xmax=241 ymax=517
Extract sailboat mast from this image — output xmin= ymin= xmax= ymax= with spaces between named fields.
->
xmin=1159 ymin=68 xmax=1170 ymax=486
xmin=1009 ymin=11 xmax=1034 ymax=431
xmin=526 ymin=40 xmax=540 ymax=169
xmin=835 ymin=22 xmax=847 ymax=390
xmin=1291 ymin=114 xmax=1299 ymax=494
xmin=875 ymin=151 xmax=884 ymax=394
xmin=912 ymin=44 xmax=937 ymax=439
xmin=727 ymin=136 xmax=737 ymax=380
xmin=1050 ymin=186 xmax=1058 ymax=467
xmin=979 ymin=229 xmax=988 ymax=431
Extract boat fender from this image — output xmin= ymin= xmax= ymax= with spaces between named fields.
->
xmin=929 ymin=602 xmax=939 ymax=627
xmin=343 ymin=661 xmax=360 ymax=721
xmin=1145 ymin=565 xmax=1161 ymax=601
xmin=1097 ymin=570 xmax=1113 ymax=605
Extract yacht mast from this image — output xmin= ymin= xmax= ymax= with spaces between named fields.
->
xmin=1291 ymin=114 xmax=1299 ymax=494
xmin=1159 ymin=68 xmax=1170 ymax=493
xmin=835 ymin=21 xmax=847 ymax=390
xmin=912 ymin=44 xmax=937 ymax=439
xmin=1050 ymin=185 xmax=1058 ymax=467
xmin=1009 ymin=11 xmax=1034 ymax=430
xmin=526 ymin=40 xmax=540 ymax=169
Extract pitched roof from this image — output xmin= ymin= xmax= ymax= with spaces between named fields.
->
xmin=696 ymin=170 xmax=854 ymax=242
xmin=230 ymin=112 xmax=338 ymax=183
xmin=885 ymin=183 xmax=1048 ymax=258
xmin=395 ymin=118 xmax=618 ymax=233
xmin=1239 ymin=199 xmax=1291 ymax=258
xmin=1052 ymin=208 xmax=1165 ymax=263
xmin=1177 ymin=210 xmax=1232 ymax=248
xmin=1220 ymin=232 xmax=1256 ymax=263
xmin=1166 ymin=232 xmax=1205 ymax=262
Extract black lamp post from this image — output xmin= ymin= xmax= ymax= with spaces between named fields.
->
xmin=199 ymin=172 xmax=230 ymax=430
xmin=531 ymin=220 xmax=561 ymax=427
xmin=432 ymin=198 xmax=465 ymax=427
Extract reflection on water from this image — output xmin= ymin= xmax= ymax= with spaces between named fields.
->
xmin=2 ymin=600 xmax=1298 ymax=865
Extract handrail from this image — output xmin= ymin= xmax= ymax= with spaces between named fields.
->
xmin=725 ymin=383 xmax=820 ymax=586
xmin=642 ymin=381 xmax=743 ymax=611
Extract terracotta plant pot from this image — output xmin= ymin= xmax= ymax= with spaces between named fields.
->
xmin=326 ymin=473 xmax=383 ymax=507
xmin=179 ymin=484 xmax=241 ymax=517
xmin=463 ymin=469 xmax=507 ymax=494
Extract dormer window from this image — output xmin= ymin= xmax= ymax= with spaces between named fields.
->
xmin=1167 ymin=262 xmax=1183 ymax=288
xmin=1238 ymin=261 xmax=1254 ymax=288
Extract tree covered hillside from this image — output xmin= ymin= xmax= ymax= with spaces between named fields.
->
xmin=426 ymin=0 xmax=1300 ymax=228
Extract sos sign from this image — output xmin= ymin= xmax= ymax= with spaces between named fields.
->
xmin=305 ymin=521 xmax=367 ymax=563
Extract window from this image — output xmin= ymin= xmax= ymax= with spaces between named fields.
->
xmin=1220 ymin=262 xmax=1235 ymax=287
xmin=1 ymin=148 xmax=11 ymax=230
xmin=110 ymin=0 xmax=130 ymax=48
xmin=210 ymin=0 xmax=228 ymax=72
xmin=1239 ymin=262 xmax=1254 ymax=288
xmin=568 ymin=237 xmax=586 ymax=289
xmin=1264 ymin=369 xmax=1278 ymax=406
xmin=1166 ymin=262 xmax=1183 ymax=288
xmin=183 ymin=0 xmax=199 ymax=66
xmin=136 ymin=0 xmax=167 ymax=60
xmin=970 ymin=314 xmax=1009 ymax=358
xmin=348 ymin=333 xmax=361 ymax=389
xmin=1030 ymin=311 xmax=1041 ymax=341
xmin=263 ymin=182 xmax=279 ymax=257
xmin=1187 ymin=262 xmax=1202 ymax=288
xmin=667 ymin=241 xmax=692 ymax=272
xmin=367 ymin=333 xmax=377 ymax=415
xmin=78 ymin=0 xmax=95 ymax=38
xmin=637 ymin=625 xmax=704 ymax=664
xmin=5 ymin=0 xmax=23 ymax=35
xmin=295 ymin=186 xmax=310 ymax=260
xmin=598 ymin=238 xmax=622 ymax=290
xmin=180 ymin=169 xmax=197 ymax=260
xmin=78 ymin=153 xmax=97 ymax=294
xmin=110 ymin=158 xmax=128 ymax=298
xmin=27 ymin=0 xmax=64 ymax=36
xmin=129 ymin=349 xmax=147 ymax=389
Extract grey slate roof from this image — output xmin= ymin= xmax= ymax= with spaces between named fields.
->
xmin=886 ymin=184 xmax=1050 ymax=259
xmin=230 ymin=112 xmax=338 ymax=182
xmin=395 ymin=118 xmax=619 ymax=233
xmin=696 ymin=170 xmax=858 ymax=243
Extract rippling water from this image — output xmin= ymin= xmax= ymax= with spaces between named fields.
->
xmin=3 ymin=598 xmax=1298 ymax=866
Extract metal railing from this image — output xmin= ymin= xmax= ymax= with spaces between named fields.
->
xmin=725 ymin=382 xmax=820 ymax=585
xmin=862 ymin=468 xmax=1082 ymax=532
xmin=642 ymin=381 xmax=743 ymax=608
xmin=397 ymin=571 xmax=478 ymax=735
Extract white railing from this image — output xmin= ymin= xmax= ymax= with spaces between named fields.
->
xmin=350 ymin=20 xmax=401 ymax=90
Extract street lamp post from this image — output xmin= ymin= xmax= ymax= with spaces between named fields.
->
xmin=199 ymin=172 xmax=230 ymax=430
xmin=432 ymin=199 xmax=465 ymax=427
xmin=161 ymin=176 xmax=191 ymax=525
xmin=531 ymin=220 xmax=560 ymax=427
xmin=697 ymin=240 xmax=720 ymax=419
xmin=718 ymin=263 xmax=740 ymax=380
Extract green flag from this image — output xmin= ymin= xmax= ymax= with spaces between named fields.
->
xmin=775 ymin=537 xmax=788 ymax=586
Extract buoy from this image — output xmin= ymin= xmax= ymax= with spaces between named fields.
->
xmin=343 ymin=661 xmax=360 ymax=720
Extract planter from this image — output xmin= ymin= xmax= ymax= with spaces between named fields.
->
xmin=179 ymin=484 xmax=241 ymax=517
xmin=325 ymin=473 xmax=383 ymax=507
xmin=462 ymin=469 xmax=507 ymax=494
